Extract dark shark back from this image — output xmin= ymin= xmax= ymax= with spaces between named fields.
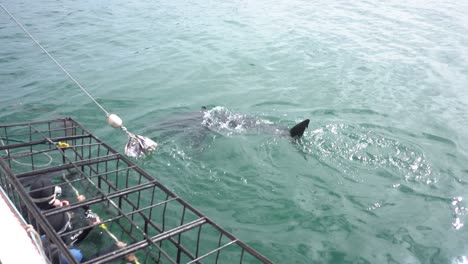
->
xmin=289 ymin=119 xmax=310 ymax=138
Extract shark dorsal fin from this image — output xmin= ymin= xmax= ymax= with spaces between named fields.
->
xmin=290 ymin=119 xmax=310 ymax=138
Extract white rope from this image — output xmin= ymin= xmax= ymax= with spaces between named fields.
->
xmin=0 ymin=135 xmax=53 ymax=167
xmin=25 ymin=224 xmax=49 ymax=264
xmin=0 ymin=135 xmax=8 ymax=156
xmin=10 ymin=151 xmax=53 ymax=167
xmin=62 ymin=172 xmax=80 ymax=198
xmin=0 ymin=3 xmax=109 ymax=116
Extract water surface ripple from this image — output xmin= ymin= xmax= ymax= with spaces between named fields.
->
xmin=1 ymin=0 xmax=468 ymax=263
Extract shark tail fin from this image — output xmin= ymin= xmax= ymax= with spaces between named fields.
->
xmin=290 ymin=119 xmax=310 ymax=138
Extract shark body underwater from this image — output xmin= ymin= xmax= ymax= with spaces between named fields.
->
xmin=200 ymin=106 xmax=309 ymax=139
xmin=154 ymin=106 xmax=310 ymax=144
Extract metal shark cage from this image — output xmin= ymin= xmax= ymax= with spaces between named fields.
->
xmin=0 ymin=117 xmax=272 ymax=264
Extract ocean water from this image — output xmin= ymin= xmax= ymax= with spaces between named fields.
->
xmin=1 ymin=0 xmax=468 ymax=263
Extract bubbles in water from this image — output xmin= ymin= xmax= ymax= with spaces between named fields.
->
xmin=302 ymin=122 xmax=436 ymax=184
xmin=202 ymin=106 xmax=245 ymax=132
xmin=452 ymin=196 xmax=467 ymax=230
xmin=368 ymin=202 xmax=382 ymax=211
xmin=201 ymin=106 xmax=270 ymax=135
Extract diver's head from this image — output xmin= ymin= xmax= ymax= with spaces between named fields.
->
xmin=29 ymin=178 xmax=62 ymax=210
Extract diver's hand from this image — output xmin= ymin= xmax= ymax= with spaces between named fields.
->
xmin=116 ymin=241 xmax=127 ymax=249
xmin=115 ymin=241 xmax=137 ymax=263
xmin=84 ymin=210 xmax=101 ymax=225
xmin=77 ymin=195 xmax=86 ymax=202
xmin=53 ymin=199 xmax=69 ymax=207
xmin=125 ymin=253 xmax=138 ymax=263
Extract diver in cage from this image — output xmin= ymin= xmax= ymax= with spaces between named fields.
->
xmin=45 ymin=211 xmax=138 ymax=263
xmin=28 ymin=177 xmax=99 ymax=245
xmin=28 ymin=177 xmax=83 ymax=210
xmin=45 ymin=212 xmax=123 ymax=263
xmin=45 ymin=205 xmax=101 ymax=245
xmin=28 ymin=178 xmax=139 ymax=263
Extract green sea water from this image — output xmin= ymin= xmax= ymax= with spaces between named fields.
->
xmin=1 ymin=0 xmax=468 ymax=263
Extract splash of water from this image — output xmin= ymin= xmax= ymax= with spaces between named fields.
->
xmin=201 ymin=106 xmax=272 ymax=135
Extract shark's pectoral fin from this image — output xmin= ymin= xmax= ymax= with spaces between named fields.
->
xmin=289 ymin=119 xmax=310 ymax=138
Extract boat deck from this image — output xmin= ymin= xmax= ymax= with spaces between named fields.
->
xmin=0 ymin=187 xmax=46 ymax=264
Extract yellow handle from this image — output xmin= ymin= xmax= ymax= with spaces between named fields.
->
xmin=57 ymin=141 xmax=70 ymax=148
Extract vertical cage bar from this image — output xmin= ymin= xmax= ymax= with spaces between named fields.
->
xmin=196 ymin=225 xmax=203 ymax=258
xmin=215 ymin=233 xmax=223 ymax=263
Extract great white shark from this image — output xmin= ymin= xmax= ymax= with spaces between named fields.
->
xmin=153 ymin=106 xmax=309 ymax=144
xmin=200 ymin=106 xmax=309 ymax=138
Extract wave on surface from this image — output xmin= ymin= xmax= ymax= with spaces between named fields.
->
xmin=300 ymin=122 xmax=436 ymax=184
